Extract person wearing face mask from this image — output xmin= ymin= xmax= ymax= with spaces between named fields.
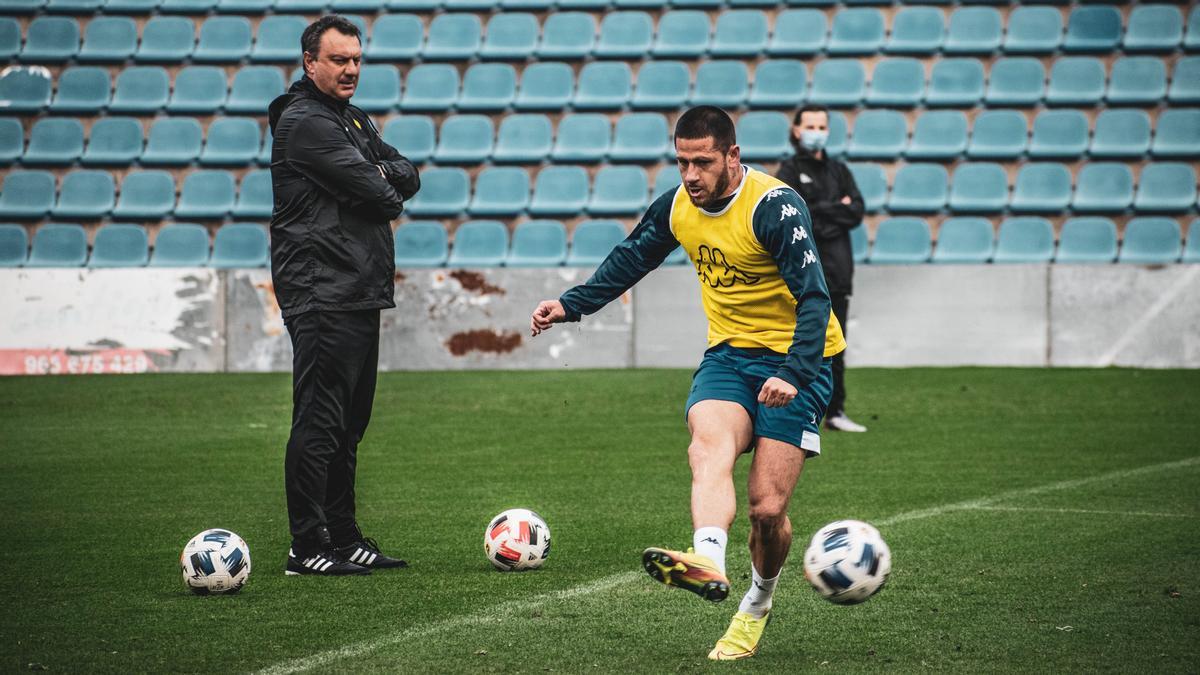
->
xmin=775 ymin=105 xmax=868 ymax=433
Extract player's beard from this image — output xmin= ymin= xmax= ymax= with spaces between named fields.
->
xmin=690 ymin=165 xmax=735 ymax=210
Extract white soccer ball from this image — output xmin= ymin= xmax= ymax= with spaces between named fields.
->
xmin=180 ymin=528 xmax=251 ymax=595
xmin=484 ymin=508 xmax=551 ymax=571
xmin=803 ymin=520 xmax=891 ymax=605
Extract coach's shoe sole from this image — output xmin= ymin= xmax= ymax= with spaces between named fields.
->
xmin=642 ymin=547 xmax=729 ymax=602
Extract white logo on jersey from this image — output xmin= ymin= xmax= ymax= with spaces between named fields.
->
xmin=779 ymin=203 xmax=800 ymax=221
xmin=799 ymin=173 xmax=813 ymax=184
xmin=791 ymin=226 xmax=808 ymax=244
xmin=765 ymin=189 xmax=784 ymax=200
xmin=800 ymin=249 xmax=817 ymax=269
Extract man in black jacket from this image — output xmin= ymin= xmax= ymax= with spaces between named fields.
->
xmin=775 ymin=105 xmax=868 ymax=433
xmin=269 ymin=15 xmax=420 ymax=576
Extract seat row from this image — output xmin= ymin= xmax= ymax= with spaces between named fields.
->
xmin=0 ymin=221 xmax=267 ymax=267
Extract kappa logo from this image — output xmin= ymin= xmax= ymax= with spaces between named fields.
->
xmin=779 ymin=204 xmax=800 ymax=221
xmin=765 ymin=189 xmax=784 ymax=200
xmin=791 ymin=225 xmax=809 ymax=244
xmin=695 ymin=245 xmax=760 ymax=288
xmin=800 ymin=249 xmax=817 ymax=269
xmin=702 ymin=537 xmax=721 ymax=545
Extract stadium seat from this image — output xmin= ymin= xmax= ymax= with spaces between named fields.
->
xmin=167 ymin=66 xmax=228 ymax=114
xmin=447 ymin=220 xmax=508 ymax=267
xmin=1134 ymin=164 xmax=1197 ymax=213
xmin=866 ymin=58 xmax=925 ymax=107
xmin=159 ymin=0 xmax=217 ymax=12
xmin=350 ymin=64 xmax=400 ymax=113
xmin=252 ymin=15 xmax=305 ymax=62
xmin=210 ymin=223 xmax=268 ymax=268
xmin=711 ymin=10 xmax=768 ymax=57
xmin=175 ymin=170 xmax=236 ymax=219
xmin=943 ymin=7 xmax=1001 ymax=55
xmin=329 ymin=0 xmax=382 ymax=10
xmin=948 ymin=162 xmax=1008 ymax=214
xmin=365 ymin=15 xmax=422 ymax=62
xmin=136 ymin=17 xmax=195 ymax=63
xmin=1107 ymin=57 xmax=1167 ymax=106
xmin=690 ymin=61 xmax=750 ymax=108
xmin=886 ymin=7 xmax=944 ymax=54
xmin=0 ymin=68 xmax=52 ymax=113
xmin=992 ymin=217 xmax=1054 ymax=264
xmin=24 ymin=118 xmax=85 ymax=166
xmin=652 ymin=10 xmax=710 ymax=58
xmin=501 ymin=0 xmax=551 ymax=7
xmin=193 ymin=17 xmax=252 ymax=62
xmin=748 ymin=60 xmax=806 ymax=108
xmin=400 ymin=64 xmax=459 ymax=111
xmin=4 ymin=0 xmax=45 ymax=12
xmin=1063 ymin=5 xmax=1121 ymax=53
xmin=405 ymin=167 xmax=470 ymax=217
xmin=567 ymin=219 xmax=626 ymax=266
xmin=493 ymin=114 xmax=553 ymax=164
xmin=148 ymin=223 xmax=209 ymax=267
xmin=588 ymin=166 xmax=648 ymax=216
xmin=737 ymin=111 xmax=792 ymax=162
xmin=0 ymin=171 xmax=56 ymax=219
xmin=0 ymin=19 xmax=19 ymax=62
xmin=384 ymin=116 xmax=435 ymax=165
xmin=1055 ymin=217 xmax=1117 ymax=264
xmin=200 ymin=118 xmax=260 ymax=166
xmin=0 ymin=119 xmax=22 ymax=166
xmin=1002 ymin=6 xmax=1062 ymax=54
xmin=52 ymin=170 xmax=114 ymax=219
xmin=217 ymin=0 xmax=275 ymax=12
xmin=595 ymin=11 xmax=653 ymax=59
xmin=226 ymin=66 xmax=285 ymax=115
xmin=1045 ymin=57 xmax=1106 ymax=107
xmin=574 ymin=62 xmax=632 ymax=110
xmin=232 ymin=169 xmax=272 ymax=219
xmin=507 ymin=220 xmax=568 ymax=267
xmin=926 ymin=58 xmax=985 ymax=107
xmin=847 ymin=110 xmax=907 ymax=160
xmin=89 ymin=224 xmax=148 ymax=267
xmin=850 ymin=223 xmax=867 ymax=263
xmin=1072 ymin=163 xmax=1134 ymax=214
xmin=514 ymin=62 xmax=574 ymax=111
xmin=1090 ymin=110 xmax=1151 ymax=159
xmin=78 ymin=17 xmax=137 ymax=62
xmin=609 ymin=113 xmax=669 ymax=162
xmin=0 ymin=224 xmax=28 ymax=267
xmin=1028 ymin=110 xmax=1089 ymax=160
xmin=1151 ymin=109 xmax=1200 ymax=158
xmin=1119 ymin=217 xmax=1183 ymax=264
xmin=433 ymin=115 xmax=493 ymax=165
xmin=1124 ymin=5 xmax=1183 ymax=53
xmin=480 ymin=13 xmax=538 ymax=60
xmin=767 ymin=9 xmax=826 ymax=56
xmin=26 ymin=224 xmax=87 ymax=267
xmin=847 ymin=163 xmax=887 ymax=213
xmin=886 ymin=164 xmax=948 ymax=213
xmin=20 ymin=17 xmax=80 ymax=63
xmin=907 ymin=111 xmax=967 ymax=160
xmin=537 ymin=12 xmax=595 ymax=59
xmin=1184 ymin=220 xmax=1200 ymax=263
xmin=1168 ymin=57 xmax=1200 ymax=104
xmin=1187 ymin=7 xmax=1200 ymax=53
xmin=826 ymin=111 xmax=848 ymax=157
xmin=113 ymin=170 xmax=175 ymax=220
xmin=423 ymin=14 xmax=481 ymax=61
xmin=529 ymin=166 xmax=590 ymax=217
xmin=551 ymin=114 xmax=611 ymax=163
xmin=50 ymin=67 xmax=111 ymax=113
xmin=393 ymin=221 xmax=448 ymax=268
xmin=827 ymin=8 xmax=884 ymax=55
xmin=1010 ymin=163 xmax=1072 ymax=213
xmin=467 ymin=167 xmax=530 ymax=217
xmin=631 ymin=61 xmax=691 ymax=110
xmin=869 ymin=217 xmax=931 ymax=264
xmin=966 ymin=110 xmax=1026 ymax=160
xmin=931 ymin=217 xmax=994 ymax=264
xmin=141 ymin=118 xmax=202 ymax=166
xmin=652 ymin=166 xmax=680 ymax=198
xmin=809 ymin=60 xmax=866 ymax=107
xmin=82 ymin=117 xmax=143 ymax=166
xmin=984 ymin=58 xmax=1045 ymax=107
xmin=459 ymin=63 xmax=517 ymax=111
xmin=110 ymin=66 xmax=170 ymax=113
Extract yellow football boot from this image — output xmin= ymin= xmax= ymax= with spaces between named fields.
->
xmin=708 ymin=611 xmax=771 ymax=661
xmin=641 ymin=547 xmax=730 ymax=602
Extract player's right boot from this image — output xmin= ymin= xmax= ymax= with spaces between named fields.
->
xmin=641 ymin=547 xmax=730 ymax=602
xmin=285 ymin=547 xmax=371 ymax=576
xmin=708 ymin=611 xmax=771 ymax=660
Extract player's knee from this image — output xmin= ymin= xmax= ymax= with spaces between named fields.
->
xmin=687 ymin=440 xmax=734 ymax=475
xmin=748 ymin=496 xmax=789 ymax=524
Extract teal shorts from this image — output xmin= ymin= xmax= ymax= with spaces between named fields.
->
xmin=685 ymin=343 xmax=834 ymax=457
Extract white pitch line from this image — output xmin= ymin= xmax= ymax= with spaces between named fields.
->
xmin=967 ymin=505 xmax=1200 ymax=519
xmin=256 ymin=455 xmax=1199 ymax=675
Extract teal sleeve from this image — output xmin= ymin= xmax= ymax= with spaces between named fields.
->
xmin=751 ymin=188 xmax=832 ymax=389
xmin=558 ymin=190 xmax=680 ymax=321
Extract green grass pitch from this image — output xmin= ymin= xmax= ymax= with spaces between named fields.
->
xmin=1 ymin=368 xmax=1198 ymax=673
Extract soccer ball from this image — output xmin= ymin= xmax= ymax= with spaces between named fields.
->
xmin=180 ymin=528 xmax=251 ymax=595
xmin=803 ymin=520 xmax=891 ymax=605
xmin=484 ymin=508 xmax=551 ymax=571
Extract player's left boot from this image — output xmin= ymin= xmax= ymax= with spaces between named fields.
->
xmin=642 ymin=547 xmax=729 ymax=602
xmin=335 ymin=536 xmax=408 ymax=570
xmin=708 ymin=611 xmax=771 ymax=661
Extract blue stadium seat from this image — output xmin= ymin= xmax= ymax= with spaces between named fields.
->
xmin=53 ymin=170 xmax=114 ymax=219
xmin=1187 ymin=7 xmax=1200 ymax=53
xmin=826 ymin=111 xmax=848 ymax=157
xmin=847 ymin=162 xmax=886 ymax=213
xmin=690 ymin=61 xmax=750 ymax=108
xmin=480 ymin=13 xmax=538 ymax=60
xmin=167 ymin=66 xmax=228 ymax=114
xmin=985 ymin=57 xmax=1045 ymax=107
xmin=748 ymin=60 xmax=806 ymax=108
xmin=1134 ymin=164 xmax=1197 ymax=213
xmin=150 ymin=223 xmax=208 ymax=267
xmin=1091 ymin=110 xmax=1151 ymax=159
xmin=501 ymin=0 xmax=552 ymax=7
xmin=0 ymin=19 xmax=19 ymax=62
xmin=869 ymin=217 xmax=931 ymax=264
xmin=711 ymin=10 xmax=768 ymax=57
xmin=217 ymin=0 xmax=275 ymax=13
xmin=459 ymin=63 xmax=517 ymax=111
xmin=1055 ymin=217 xmax=1117 ymax=264
xmin=424 ymin=14 xmax=481 ymax=60
xmin=110 ymin=66 xmax=169 ymax=113
xmin=82 ymin=117 xmax=143 ymax=166
xmin=1045 ymin=57 xmax=1106 ymax=107
xmin=967 ymin=109 xmax=1026 ymax=160
xmin=1028 ymin=110 xmax=1089 ymax=160
xmin=0 ymin=171 xmax=56 ymax=219
xmin=737 ymin=111 xmax=791 ymax=162
xmin=105 ymin=0 xmax=164 ymax=13
xmin=588 ymin=166 xmax=648 ymax=216
xmin=405 ymin=167 xmax=470 ymax=217
xmin=907 ymin=111 xmax=967 ymax=160
xmin=400 ymin=64 xmax=459 ymax=111
xmin=827 ymin=8 xmax=884 ymax=55
xmin=0 ymin=69 xmax=52 ymax=112
xmin=201 ymin=118 xmax=261 ymax=166
xmin=175 ymin=170 xmax=236 ymax=219
xmin=537 ymin=12 xmax=595 ymax=60
xmin=1002 ymin=6 xmax=1062 ymax=54
xmin=113 ymin=170 xmax=175 ymax=220
xmin=1124 ymin=5 xmax=1183 ymax=53
xmin=1151 ymin=109 xmax=1200 ymax=158
xmin=159 ymin=0 xmax=217 ymax=13
xmin=27 ymin=224 xmax=87 ymax=267
xmin=257 ymin=130 xmax=272 ymax=165
xmin=50 ymin=67 xmax=111 ymax=113
xmin=1064 ymin=5 xmax=1121 ymax=53
xmin=20 ymin=17 xmax=80 ymax=63
xmin=0 ymin=119 xmax=22 ymax=166
xmin=948 ymin=162 xmax=1007 ymax=214
xmin=1107 ymin=57 xmax=1167 ymax=106
xmin=350 ymin=65 xmax=400 ymax=113
xmin=944 ymin=6 xmax=1001 ymax=55
xmin=442 ymin=0 xmax=491 ymax=9
xmin=574 ymin=62 xmax=632 ymax=110
xmin=865 ymin=58 xmax=924 ymax=107
xmin=809 ymin=60 xmax=866 ymax=107
xmin=89 ymin=224 xmax=148 ymax=267
xmin=193 ymin=16 xmax=252 ymax=62
xmin=850 ymin=223 xmax=867 ymax=263
xmin=226 ymin=66 xmax=285 ymax=115
xmin=886 ymin=164 xmax=948 ymax=213
xmin=847 ymin=110 xmax=907 ymax=160
xmin=652 ymin=10 xmax=710 ymax=58
xmin=551 ymin=114 xmax=611 ymax=163
xmin=366 ymin=15 xmax=422 ymax=62
xmin=1072 ymin=163 xmax=1134 ymax=214
xmin=529 ymin=166 xmax=589 ymax=217
xmin=393 ymin=221 xmax=448 ymax=268
xmin=24 ymin=118 xmax=84 ymax=166
xmin=252 ymin=15 xmax=305 ymax=62
xmin=514 ymin=62 xmax=574 ymax=111
xmin=467 ymin=167 xmax=531 ymax=217
xmin=330 ymin=0 xmax=382 ymax=10
xmin=210 ymin=223 xmax=268 ymax=268
xmin=232 ymin=169 xmax=272 ymax=219
xmin=383 ymin=116 xmax=435 ymax=165
xmin=1119 ymin=217 xmax=1182 ymax=264
xmin=1168 ymin=57 xmax=1200 ymax=104
xmin=493 ymin=114 xmax=552 ymax=164
xmin=447 ymin=220 xmax=508 ymax=268
xmin=4 ymin=0 xmax=45 ymax=12
xmin=141 ymin=117 xmax=202 ymax=166
xmin=993 ymin=217 xmax=1054 ymax=264
xmin=1184 ymin=220 xmax=1200 ymax=263
xmin=767 ymin=9 xmax=826 ymax=56
xmin=631 ymin=61 xmax=691 ymax=110
xmin=886 ymin=7 xmax=944 ymax=54
xmin=1010 ymin=163 xmax=1072 ymax=213
xmin=507 ymin=220 xmax=568 ymax=267
xmin=652 ymin=166 xmax=679 ymax=198
xmin=609 ymin=113 xmax=669 ymax=162
xmin=433 ymin=115 xmax=494 ymax=165
xmin=931 ymin=217 xmax=994 ymax=264
xmin=595 ymin=11 xmax=653 ymax=59
xmin=0 ymin=224 xmax=28 ymax=267
xmin=136 ymin=17 xmax=195 ymax=63
xmin=567 ymin=219 xmax=626 ymax=266
xmin=78 ymin=17 xmax=137 ymax=62
xmin=926 ymin=58 xmax=985 ymax=107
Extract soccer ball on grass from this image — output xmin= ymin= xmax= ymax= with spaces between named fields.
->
xmin=484 ymin=508 xmax=551 ymax=571
xmin=803 ymin=519 xmax=890 ymax=605
xmin=180 ymin=528 xmax=251 ymax=595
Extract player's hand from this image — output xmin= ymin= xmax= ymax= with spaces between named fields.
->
xmin=840 ymin=195 xmax=852 ymax=205
xmin=757 ymin=377 xmax=798 ymax=408
xmin=530 ymin=300 xmax=566 ymax=337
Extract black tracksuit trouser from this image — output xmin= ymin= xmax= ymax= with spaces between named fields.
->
xmin=829 ymin=292 xmax=849 ymax=417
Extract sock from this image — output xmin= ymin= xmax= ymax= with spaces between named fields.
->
xmin=693 ymin=527 xmax=728 ymax=575
xmin=738 ymin=564 xmax=779 ymax=619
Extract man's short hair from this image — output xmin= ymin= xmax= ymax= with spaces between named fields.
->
xmin=674 ymin=106 xmax=737 ymax=153
xmin=793 ymin=104 xmax=830 ymax=125
xmin=301 ymin=15 xmax=361 ymax=58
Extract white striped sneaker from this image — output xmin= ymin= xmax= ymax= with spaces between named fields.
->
xmin=335 ymin=537 xmax=408 ymax=570
xmin=285 ymin=547 xmax=371 ymax=576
